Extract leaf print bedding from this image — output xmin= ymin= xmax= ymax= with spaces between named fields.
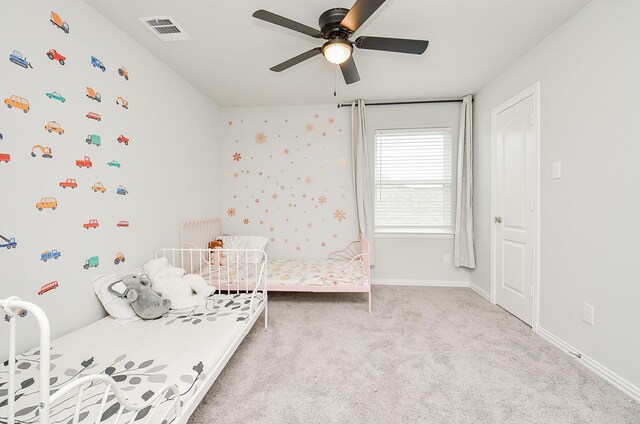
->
xmin=0 ymin=293 xmax=264 ymax=424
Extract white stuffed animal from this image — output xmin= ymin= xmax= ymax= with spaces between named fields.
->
xmin=143 ymin=258 xmax=215 ymax=310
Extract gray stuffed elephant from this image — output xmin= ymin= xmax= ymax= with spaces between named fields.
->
xmin=109 ymin=274 xmax=171 ymax=319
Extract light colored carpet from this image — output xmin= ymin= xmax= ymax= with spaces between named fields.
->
xmin=189 ymin=286 xmax=639 ymax=423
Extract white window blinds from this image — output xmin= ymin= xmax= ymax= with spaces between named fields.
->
xmin=374 ymin=128 xmax=453 ymax=234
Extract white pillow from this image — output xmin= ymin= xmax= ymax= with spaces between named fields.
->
xmin=92 ymin=268 xmax=143 ymax=323
xmin=220 ymin=236 xmax=268 ymax=263
xmin=143 ymin=257 xmax=169 ymax=280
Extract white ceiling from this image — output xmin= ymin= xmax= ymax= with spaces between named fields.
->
xmin=83 ymin=0 xmax=591 ymax=107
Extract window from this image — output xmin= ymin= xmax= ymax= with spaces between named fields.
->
xmin=374 ymin=128 xmax=453 ymax=234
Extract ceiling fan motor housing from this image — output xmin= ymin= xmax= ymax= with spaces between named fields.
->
xmin=319 ymin=8 xmax=351 ymax=39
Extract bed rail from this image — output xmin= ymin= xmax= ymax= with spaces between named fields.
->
xmin=155 ymin=248 xmax=268 ymax=327
xmin=0 ymin=297 xmax=182 ymax=424
xmin=180 ymin=218 xmax=222 ymax=250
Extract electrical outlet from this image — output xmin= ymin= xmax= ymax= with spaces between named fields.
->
xmin=583 ymin=303 xmax=594 ymax=325
xmin=443 ymin=254 xmax=451 ymax=264
xmin=552 ymin=162 xmax=562 ymax=179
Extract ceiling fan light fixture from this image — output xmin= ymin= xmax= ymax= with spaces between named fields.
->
xmin=322 ymin=39 xmax=352 ymax=65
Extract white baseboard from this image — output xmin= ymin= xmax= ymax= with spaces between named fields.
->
xmin=469 ymin=281 xmax=492 ymax=302
xmin=371 ymin=279 xmax=469 ymax=287
xmin=537 ymin=326 xmax=640 ymax=402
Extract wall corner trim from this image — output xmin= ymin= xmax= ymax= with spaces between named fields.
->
xmin=537 ymin=326 xmax=640 ymax=402
xmin=469 ymin=282 xmax=491 ymax=302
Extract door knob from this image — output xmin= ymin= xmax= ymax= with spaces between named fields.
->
xmin=494 ymin=216 xmax=502 ymax=223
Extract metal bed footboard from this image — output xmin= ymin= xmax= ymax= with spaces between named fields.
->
xmin=0 ymin=297 xmax=182 ymax=424
xmin=155 ymin=248 xmax=268 ymax=328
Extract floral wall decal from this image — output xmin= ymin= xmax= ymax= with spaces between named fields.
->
xmin=220 ymin=105 xmax=357 ymax=259
xmin=255 ymin=132 xmax=267 ymax=145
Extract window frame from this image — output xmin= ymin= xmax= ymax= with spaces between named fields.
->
xmin=373 ymin=127 xmax=455 ymax=236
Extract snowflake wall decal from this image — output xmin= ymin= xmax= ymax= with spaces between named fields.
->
xmin=333 ymin=209 xmax=346 ymax=222
xmin=233 ymin=152 xmax=242 ymax=161
xmin=227 ymin=208 xmax=236 ymax=217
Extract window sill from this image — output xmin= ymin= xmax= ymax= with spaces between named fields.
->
xmin=374 ymin=233 xmax=454 ymax=240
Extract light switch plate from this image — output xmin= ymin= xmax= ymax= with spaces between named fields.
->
xmin=583 ymin=303 xmax=594 ymax=325
xmin=552 ymin=162 xmax=562 ymax=179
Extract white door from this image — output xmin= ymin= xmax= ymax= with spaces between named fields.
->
xmin=492 ymin=87 xmax=538 ymax=326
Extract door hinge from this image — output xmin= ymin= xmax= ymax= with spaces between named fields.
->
xmin=530 ymin=114 xmax=534 ymax=125
xmin=530 ymin=286 xmax=534 ymax=298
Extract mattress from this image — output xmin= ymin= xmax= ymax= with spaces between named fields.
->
xmin=0 ymin=293 xmax=264 ymax=424
xmin=201 ymin=258 xmax=367 ymax=289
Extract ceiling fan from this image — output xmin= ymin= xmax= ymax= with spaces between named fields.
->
xmin=253 ymin=0 xmax=429 ymax=84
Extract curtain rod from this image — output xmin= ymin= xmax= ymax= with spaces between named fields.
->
xmin=337 ymin=98 xmax=470 ymax=108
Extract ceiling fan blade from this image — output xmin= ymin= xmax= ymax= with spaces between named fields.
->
xmin=253 ymin=10 xmax=323 ymax=38
xmin=341 ymin=0 xmax=387 ymax=33
xmin=340 ymin=56 xmax=360 ymax=84
xmin=270 ymin=48 xmax=323 ymax=72
xmin=355 ymin=36 xmax=429 ymax=54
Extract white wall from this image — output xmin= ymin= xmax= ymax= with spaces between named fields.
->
xmin=218 ymin=103 xmax=470 ymax=283
xmin=472 ymin=0 xmax=640 ymax=388
xmin=0 ymin=0 xmax=221 ymax=357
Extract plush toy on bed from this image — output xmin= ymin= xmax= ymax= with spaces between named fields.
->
xmin=143 ymin=258 xmax=215 ymax=310
xmin=208 ymin=238 xmax=227 ymax=266
xmin=108 ymin=274 xmax=171 ymax=320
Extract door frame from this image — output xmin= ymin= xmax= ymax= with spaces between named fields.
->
xmin=490 ymin=82 xmax=541 ymax=331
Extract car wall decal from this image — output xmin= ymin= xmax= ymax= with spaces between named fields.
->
xmin=92 ymin=182 xmax=107 ymax=193
xmin=86 ymin=111 xmax=101 ymax=121
xmin=46 ymin=49 xmax=66 ymax=65
xmin=117 ymin=135 xmax=129 ymax=145
xmin=31 ymin=145 xmax=53 ymax=159
xmin=86 ymin=87 xmax=101 ymax=102
xmin=59 ymin=179 xmax=78 ymax=189
xmin=0 ymin=153 xmax=10 ymax=163
xmin=116 ymin=96 xmax=129 ymax=109
xmin=36 ymin=196 xmax=58 ymax=211
xmin=38 ymin=281 xmax=59 ymax=295
xmin=91 ymin=56 xmax=106 ymax=72
xmin=44 ymin=121 xmax=65 ymax=135
xmin=41 ymin=249 xmax=62 ymax=262
xmin=114 ymin=252 xmax=125 ymax=265
xmin=50 ymin=12 xmax=69 ymax=34
xmin=83 ymin=219 xmax=99 ymax=229
xmin=4 ymin=94 xmax=30 ymax=113
xmin=86 ymin=134 xmax=101 ymax=146
xmin=46 ymin=91 xmax=66 ymax=103
xmin=0 ymin=234 xmax=17 ymax=249
xmin=76 ymin=155 xmax=92 ymax=168
xmin=118 ymin=66 xmax=129 ymax=80
xmin=84 ymin=256 xmax=99 ymax=270
xmin=9 ymin=50 xmax=33 ymax=69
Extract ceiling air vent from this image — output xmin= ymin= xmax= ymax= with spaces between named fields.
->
xmin=139 ymin=16 xmax=191 ymax=41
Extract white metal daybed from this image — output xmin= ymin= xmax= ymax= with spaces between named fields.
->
xmin=0 ymin=249 xmax=266 ymax=424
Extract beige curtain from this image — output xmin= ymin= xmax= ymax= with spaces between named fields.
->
xmin=351 ymin=100 xmax=375 ymax=265
xmin=454 ymin=95 xmax=475 ymax=268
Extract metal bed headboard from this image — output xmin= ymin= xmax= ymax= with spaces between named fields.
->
xmin=180 ymin=218 xmax=222 ymax=249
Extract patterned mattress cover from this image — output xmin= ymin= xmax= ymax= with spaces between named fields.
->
xmin=0 ymin=293 xmax=264 ymax=424
xmin=200 ymin=258 xmax=367 ymax=288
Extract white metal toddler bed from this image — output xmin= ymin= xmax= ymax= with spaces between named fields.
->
xmin=181 ymin=218 xmax=372 ymax=312
xmin=0 ymin=248 xmax=267 ymax=424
